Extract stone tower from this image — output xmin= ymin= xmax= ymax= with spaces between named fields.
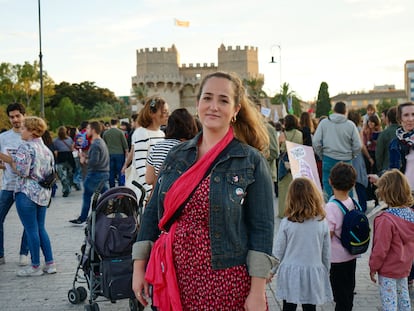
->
xmin=131 ymin=44 xmax=263 ymax=113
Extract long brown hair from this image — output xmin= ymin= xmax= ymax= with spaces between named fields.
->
xmin=197 ymin=71 xmax=269 ymax=153
xmin=285 ymin=178 xmax=325 ymax=222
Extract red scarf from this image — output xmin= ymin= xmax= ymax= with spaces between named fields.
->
xmin=145 ymin=127 xmax=234 ymax=311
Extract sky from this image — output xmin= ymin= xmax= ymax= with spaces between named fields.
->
xmin=1 ymin=0 xmax=413 ymax=102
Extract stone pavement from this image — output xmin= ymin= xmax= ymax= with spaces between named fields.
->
xmin=0 ymin=185 xmax=413 ymax=311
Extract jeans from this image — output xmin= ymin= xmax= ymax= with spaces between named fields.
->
xmin=15 ymin=192 xmax=53 ymax=266
xmin=72 ymin=157 xmax=82 ymax=188
xmin=322 ymin=156 xmax=352 ymax=201
xmin=56 ymin=161 xmax=74 ymax=195
xmin=109 ymin=154 xmax=125 ymax=187
xmin=355 ymin=182 xmax=367 ymax=212
xmin=0 ymin=190 xmax=28 ymax=257
xmin=79 ymin=171 xmax=109 ymax=221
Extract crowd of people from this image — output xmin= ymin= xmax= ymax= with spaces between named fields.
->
xmin=0 ymin=70 xmax=414 ymax=310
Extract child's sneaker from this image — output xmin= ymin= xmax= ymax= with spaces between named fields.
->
xmin=43 ymin=263 xmax=57 ymax=274
xmin=17 ymin=265 xmax=43 ymax=277
xmin=19 ymin=254 xmax=29 ymax=266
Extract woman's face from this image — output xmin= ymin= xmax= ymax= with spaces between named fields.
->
xmin=196 ymin=77 xmax=240 ymax=134
xmin=151 ymin=103 xmax=169 ymax=127
xmin=20 ymin=125 xmax=33 ymax=141
xmin=367 ymin=120 xmax=375 ymax=129
xmin=400 ymin=105 xmax=414 ymax=132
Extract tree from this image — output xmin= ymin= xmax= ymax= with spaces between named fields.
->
xmin=45 ymin=97 xmax=88 ymax=130
xmin=315 ymin=82 xmax=331 ymax=118
xmin=243 ymin=77 xmax=268 ymax=101
xmin=90 ymin=102 xmax=116 ymax=118
xmin=376 ymin=98 xmax=398 ymax=115
xmin=132 ymin=84 xmax=148 ymax=105
xmin=271 ymin=83 xmax=301 ymax=116
xmin=49 ymin=81 xmax=120 ymax=110
xmin=0 ymin=61 xmax=54 ymax=110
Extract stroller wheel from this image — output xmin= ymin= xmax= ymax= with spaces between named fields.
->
xmin=129 ymin=298 xmax=145 ymax=311
xmin=76 ymin=286 xmax=88 ymax=302
xmin=68 ymin=288 xmax=80 ymax=304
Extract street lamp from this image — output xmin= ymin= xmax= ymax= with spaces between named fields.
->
xmin=270 ymin=44 xmax=282 ymax=93
xmin=38 ymin=0 xmax=44 ymax=118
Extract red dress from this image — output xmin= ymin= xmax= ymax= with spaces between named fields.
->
xmin=173 ymin=177 xmax=250 ymax=310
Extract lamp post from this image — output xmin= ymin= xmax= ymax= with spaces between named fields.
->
xmin=38 ymin=0 xmax=44 ymax=118
xmin=270 ymin=44 xmax=282 ymax=93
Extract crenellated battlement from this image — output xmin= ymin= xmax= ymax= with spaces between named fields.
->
xmin=218 ymin=44 xmax=258 ymax=52
xmin=137 ymin=44 xmax=178 ymax=55
xmin=181 ymin=63 xmax=216 ymax=69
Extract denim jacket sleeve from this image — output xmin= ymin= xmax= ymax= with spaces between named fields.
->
xmin=244 ymin=151 xmax=277 ymax=277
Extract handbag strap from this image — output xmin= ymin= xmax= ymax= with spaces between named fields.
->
xmin=60 ymin=138 xmax=73 ymax=151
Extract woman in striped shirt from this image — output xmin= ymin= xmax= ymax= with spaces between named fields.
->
xmin=122 ymin=97 xmax=169 ymax=199
xmin=146 ymin=108 xmax=199 ymax=187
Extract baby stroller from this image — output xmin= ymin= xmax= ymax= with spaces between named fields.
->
xmin=68 ymin=181 xmax=146 ymax=311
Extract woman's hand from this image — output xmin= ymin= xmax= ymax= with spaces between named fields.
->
xmin=244 ymin=291 xmax=267 ymax=311
xmin=132 ymin=260 xmax=150 ymax=307
xmin=368 ymin=157 xmax=375 ymax=167
xmin=370 ymin=271 xmax=377 ymax=283
xmin=0 ymin=152 xmax=12 ymax=164
xmin=368 ymin=174 xmax=379 ymax=184
xmin=244 ymin=277 xmax=266 ymax=311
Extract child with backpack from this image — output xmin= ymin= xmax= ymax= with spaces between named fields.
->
xmin=274 ymin=177 xmax=333 ymax=311
xmin=325 ymin=162 xmax=360 ymax=311
xmin=369 ymin=169 xmax=414 ymax=311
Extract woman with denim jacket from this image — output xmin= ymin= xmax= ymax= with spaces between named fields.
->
xmin=132 ymin=71 xmax=276 ymax=311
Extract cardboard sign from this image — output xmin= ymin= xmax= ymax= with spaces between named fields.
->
xmin=285 ymin=141 xmax=322 ymax=192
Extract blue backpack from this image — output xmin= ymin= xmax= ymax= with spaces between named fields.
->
xmin=330 ymin=198 xmax=371 ymax=255
xmin=75 ymin=131 xmax=89 ymax=149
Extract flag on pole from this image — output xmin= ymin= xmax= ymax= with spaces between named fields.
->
xmin=287 ymin=96 xmax=294 ymax=114
xmin=174 ymin=18 xmax=190 ymax=27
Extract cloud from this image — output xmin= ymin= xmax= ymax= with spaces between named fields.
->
xmin=353 ymin=5 xmax=404 ymax=18
xmin=344 ymin=0 xmax=406 ymax=19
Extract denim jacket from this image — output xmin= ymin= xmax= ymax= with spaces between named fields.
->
xmin=132 ymin=133 xmax=277 ymax=278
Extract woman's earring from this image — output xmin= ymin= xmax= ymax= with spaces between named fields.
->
xmin=231 ymin=114 xmax=237 ymax=123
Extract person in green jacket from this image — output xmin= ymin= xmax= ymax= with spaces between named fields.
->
xmin=375 ymin=107 xmax=398 ymax=173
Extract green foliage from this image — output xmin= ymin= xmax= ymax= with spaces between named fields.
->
xmin=49 ymin=81 xmax=120 ymax=110
xmin=132 ymin=84 xmax=148 ymax=105
xmin=45 ymin=97 xmax=88 ymax=130
xmin=315 ymin=82 xmax=331 ymax=118
xmin=243 ymin=77 xmax=268 ymax=101
xmin=0 ymin=61 xmax=55 ymax=110
xmin=271 ymin=83 xmax=301 ymax=116
xmin=90 ymin=102 xmax=116 ymax=118
xmin=376 ymin=98 xmax=398 ymax=115
xmin=0 ymin=61 xmax=130 ymax=130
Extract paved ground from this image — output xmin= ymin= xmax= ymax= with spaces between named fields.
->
xmin=0 ymin=184 xmax=413 ymax=310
